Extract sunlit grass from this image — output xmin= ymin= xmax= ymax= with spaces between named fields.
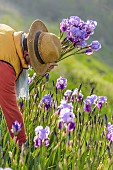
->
xmin=0 ymin=75 xmax=113 ymax=169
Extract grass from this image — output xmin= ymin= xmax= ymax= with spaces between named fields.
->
xmin=0 ymin=75 xmax=113 ymax=169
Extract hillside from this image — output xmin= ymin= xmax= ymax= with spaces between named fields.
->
xmin=49 ymin=54 xmax=113 ymax=109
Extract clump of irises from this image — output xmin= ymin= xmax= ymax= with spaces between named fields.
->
xmin=34 ymin=126 xmax=50 ymax=148
xmin=83 ymin=94 xmax=107 ymax=112
xmin=58 ymin=101 xmax=76 ymax=132
xmin=58 ymin=16 xmax=101 ymax=62
xmin=64 ymin=88 xmax=83 ymax=102
xmin=11 ymin=76 xmax=109 ymax=150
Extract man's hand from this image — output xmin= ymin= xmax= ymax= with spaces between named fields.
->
xmin=39 ymin=62 xmax=58 ymax=76
xmin=46 ymin=62 xmax=58 ymax=72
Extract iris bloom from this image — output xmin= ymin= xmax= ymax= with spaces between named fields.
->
xmin=86 ymin=95 xmax=97 ymax=105
xmin=83 ymin=94 xmax=97 ymax=112
xmin=90 ymin=40 xmax=101 ymax=51
xmin=34 ymin=126 xmax=50 ymax=148
xmin=60 ymin=18 xmax=69 ymax=32
xmin=58 ymin=99 xmax=73 ymax=111
xmin=45 ymin=73 xmax=49 ymax=81
xmin=83 ymin=99 xmax=92 ymax=112
xmin=64 ymin=90 xmax=72 ymax=101
xmin=97 ymin=96 xmax=107 ymax=109
xmin=58 ymin=16 xmax=101 ymax=63
xmin=56 ymin=77 xmax=67 ymax=90
xmin=64 ymin=88 xmax=83 ymax=102
xmin=59 ymin=108 xmax=75 ymax=123
xmin=59 ymin=108 xmax=76 ymax=131
xmin=84 ymin=94 xmax=107 ymax=112
xmin=40 ymin=94 xmax=53 ymax=110
xmin=106 ymin=122 xmax=113 ymax=142
xmin=68 ymin=122 xmax=76 ymax=131
xmin=10 ymin=120 xmax=22 ymax=136
xmin=72 ymin=88 xmax=83 ymax=101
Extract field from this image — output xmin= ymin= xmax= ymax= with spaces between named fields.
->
xmin=0 ymin=1 xmax=113 ymax=169
xmin=0 ymin=64 xmax=113 ymax=169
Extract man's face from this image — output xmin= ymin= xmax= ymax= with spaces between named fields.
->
xmin=24 ymin=50 xmax=31 ymax=65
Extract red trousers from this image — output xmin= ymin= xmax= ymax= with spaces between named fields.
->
xmin=0 ymin=62 xmax=26 ymax=145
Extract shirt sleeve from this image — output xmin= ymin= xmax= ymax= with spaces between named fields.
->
xmin=0 ymin=62 xmax=26 ymax=145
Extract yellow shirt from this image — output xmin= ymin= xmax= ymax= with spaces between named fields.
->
xmin=0 ymin=24 xmax=28 ymax=80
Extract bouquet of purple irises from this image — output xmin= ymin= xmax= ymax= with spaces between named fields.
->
xmin=29 ymin=16 xmax=101 ymax=92
xmin=58 ymin=16 xmax=101 ymax=62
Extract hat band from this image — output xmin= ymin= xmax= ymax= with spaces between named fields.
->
xmin=34 ymin=31 xmax=45 ymax=64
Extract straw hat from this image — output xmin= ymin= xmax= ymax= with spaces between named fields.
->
xmin=27 ymin=19 xmax=61 ymax=76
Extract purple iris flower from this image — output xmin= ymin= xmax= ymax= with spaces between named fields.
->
xmin=44 ymin=139 xmax=49 ymax=146
xmin=98 ymin=96 xmax=107 ymax=103
xmin=45 ymin=73 xmax=49 ymax=81
xmin=83 ymin=95 xmax=97 ymax=112
xmin=86 ymin=95 xmax=97 ymax=105
xmin=60 ymin=19 xmax=69 ymax=32
xmin=59 ymin=109 xmax=76 ymax=131
xmin=106 ymin=122 xmax=113 ymax=142
xmin=56 ymin=77 xmax=67 ymax=90
xmin=97 ymin=103 xmax=103 ymax=109
xmin=11 ymin=120 xmax=22 ymax=136
xmin=77 ymin=40 xmax=87 ymax=47
xmin=107 ymin=133 xmax=113 ymax=141
xmin=34 ymin=137 xmax=42 ymax=148
xmin=77 ymin=93 xmax=84 ymax=101
xmin=87 ymin=20 xmax=97 ymax=29
xmin=35 ymin=126 xmax=50 ymax=139
xmin=68 ymin=27 xmax=81 ymax=40
xmin=90 ymin=41 xmax=101 ymax=51
xmin=86 ymin=20 xmax=97 ymax=35
xmin=59 ymin=109 xmax=75 ymax=123
xmin=58 ymin=100 xmax=73 ymax=111
xmin=72 ymin=88 xmax=84 ymax=101
xmin=79 ymin=21 xmax=87 ymax=29
xmin=85 ymin=48 xmax=93 ymax=55
xmin=72 ymin=88 xmax=80 ymax=96
xmin=97 ymin=96 xmax=107 ymax=109
xmin=69 ymin=16 xmax=81 ymax=27
xmin=67 ymin=27 xmax=87 ymax=46
xmin=40 ymin=94 xmax=53 ymax=110
xmin=68 ymin=122 xmax=76 ymax=131
xmin=80 ymin=29 xmax=87 ymax=39
xmin=34 ymin=126 xmax=50 ymax=147
xmin=64 ymin=90 xmax=72 ymax=101
xmin=83 ymin=100 xmax=92 ymax=112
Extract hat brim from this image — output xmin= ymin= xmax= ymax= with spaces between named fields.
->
xmin=27 ymin=19 xmax=48 ymax=76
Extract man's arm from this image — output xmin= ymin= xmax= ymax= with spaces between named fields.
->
xmin=0 ymin=62 xmax=26 ymax=145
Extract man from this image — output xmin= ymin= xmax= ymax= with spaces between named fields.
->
xmin=0 ymin=19 xmax=61 ymax=145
